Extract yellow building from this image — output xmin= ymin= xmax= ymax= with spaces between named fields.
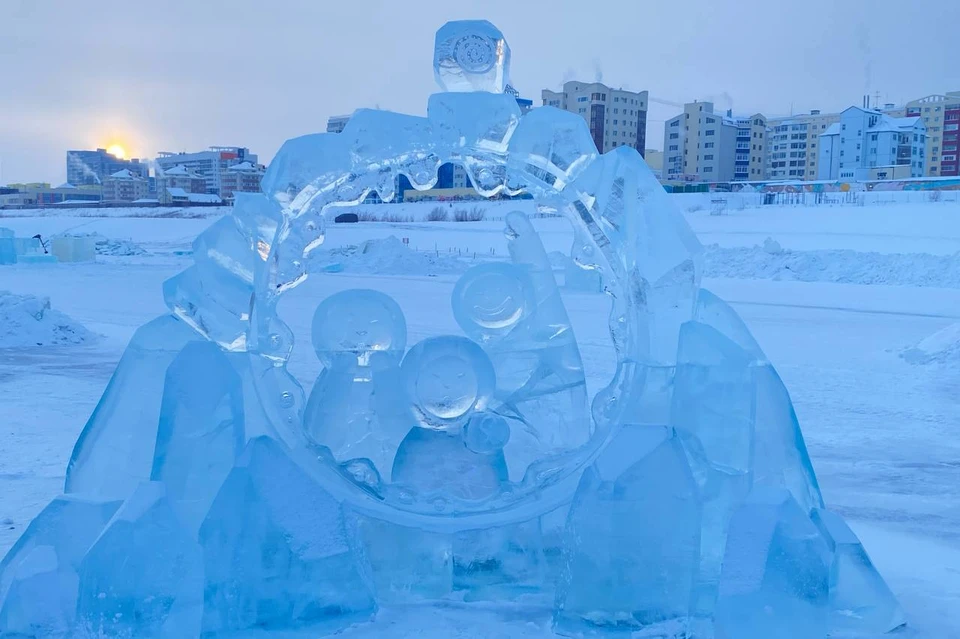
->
xmin=903 ymin=92 xmax=960 ymax=177
xmin=766 ymin=110 xmax=841 ymax=181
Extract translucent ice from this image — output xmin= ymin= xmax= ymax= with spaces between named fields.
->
xmin=427 ymin=91 xmax=521 ymax=196
xmin=752 ymin=364 xmax=824 ymax=514
xmin=556 ymin=426 xmax=700 ymax=634
xmin=304 ymin=289 xmax=409 ymax=472
xmin=453 ymin=211 xmax=589 ymax=479
xmin=75 ymin=482 xmax=203 ymax=638
xmin=0 ymin=496 xmax=120 ymax=637
xmin=507 ymin=106 xmax=598 ymax=192
xmin=716 ymin=487 xmax=831 ymax=639
xmin=200 ymin=436 xmax=376 ymax=634
xmin=65 ymin=315 xmax=203 ymax=500
xmin=392 ymin=427 xmax=508 ymax=501
xmin=151 ymin=341 xmax=245 ymax=534
xmin=356 ymin=517 xmax=453 ymax=602
xmin=400 ymin=335 xmax=495 ymax=431
xmin=812 ymin=509 xmax=906 ymax=636
xmin=453 ymin=518 xmax=545 ymax=599
xmin=433 ymin=20 xmax=511 ymax=94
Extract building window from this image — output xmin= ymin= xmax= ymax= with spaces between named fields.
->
xmin=703 ymin=167 xmax=713 ymax=173
xmin=577 ymin=96 xmax=588 ymax=102
xmin=669 ymin=133 xmax=679 ymax=139
xmin=704 ymin=142 xmax=714 ymax=148
xmin=704 ymin=154 xmax=714 ymax=160
xmin=705 ymin=130 xmax=715 ymax=136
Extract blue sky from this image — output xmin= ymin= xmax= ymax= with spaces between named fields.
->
xmin=1 ymin=0 xmax=958 ymax=184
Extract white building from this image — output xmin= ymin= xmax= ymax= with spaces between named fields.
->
xmin=155 ymin=147 xmax=258 ymax=196
xmin=817 ymin=107 xmax=926 ymax=181
xmin=541 ymin=81 xmax=649 ymax=155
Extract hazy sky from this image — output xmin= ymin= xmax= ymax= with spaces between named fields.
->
xmin=2 ymin=0 xmax=958 ymax=184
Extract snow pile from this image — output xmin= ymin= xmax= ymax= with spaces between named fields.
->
xmin=0 ymin=291 xmax=96 ymax=347
xmin=704 ymin=240 xmax=960 ymax=288
xmin=901 ymin=322 xmax=960 ymax=365
xmin=312 ymin=235 xmax=469 ymax=275
xmin=62 ymin=233 xmax=148 ymax=256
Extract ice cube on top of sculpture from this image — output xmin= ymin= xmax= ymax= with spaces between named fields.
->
xmin=433 ymin=20 xmax=510 ymax=93
xmin=311 ymin=289 xmax=406 ymax=370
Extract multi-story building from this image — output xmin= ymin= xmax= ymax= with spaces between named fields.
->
xmin=220 ymin=161 xmax=265 ymax=200
xmin=326 ymin=115 xmax=351 ymax=134
xmin=66 ymin=149 xmax=148 ymax=186
xmin=663 ymin=101 xmax=757 ymax=182
xmin=0 ymin=183 xmax=101 ymax=207
xmin=155 ymin=147 xmax=257 ymax=196
xmin=903 ymin=92 xmax=960 ymax=177
xmin=156 ymin=165 xmax=208 ymax=204
xmin=541 ymin=81 xmax=648 ymax=155
xmin=818 ymin=106 xmax=926 ymax=181
xmin=734 ymin=115 xmax=767 ymax=181
xmin=101 ymin=169 xmax=149 ymax=203
xmin=765 ymin=110 xmax=841 ymax=181
xmin=643 ymin=150 xmax=663 ymax=176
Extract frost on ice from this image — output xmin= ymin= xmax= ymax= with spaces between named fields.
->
xmin=0 ymin=19 xmax=904 ymax=639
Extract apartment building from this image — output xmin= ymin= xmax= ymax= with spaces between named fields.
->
xmin=734 ymin=115 xmax=767 ymax=181
xmin=220 ymin=161 xmax=265 ymax=201
xmin=101 ymin=169 xmax=149 ymax=203
xmin=903 ymin=92 xmax=960 ymax=177
xmin=818 ymin=107 xmax=926 ymax=180
xmin=66 ymin=149 xmax=148 ymax=186
xmin=662 ymin=101 xmax=744 ymax=182
xmin=326 ymin=115 xmax=351 ymax=134
xmin=541 ymin=81 xmax=648 ymax=155
xmin=156 ymin=165 xmax=208 ymax=204
xmin=155 ymin=147 xmax=258 ymax=196
xmin=765 ymin=110 xmax=841 ymax=181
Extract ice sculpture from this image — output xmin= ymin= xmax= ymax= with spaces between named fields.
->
xmin=1 ymin=18 xmax=904 ymax=639
xmin=75 ymin=482 xmax=203 ymax=638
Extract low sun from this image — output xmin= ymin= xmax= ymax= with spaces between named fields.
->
xmin=106 ymin=144 xmax=127 ymax=159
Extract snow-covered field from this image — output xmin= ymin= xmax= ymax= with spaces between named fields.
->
xmin=2 ymin=198 xmax=959 ymax=637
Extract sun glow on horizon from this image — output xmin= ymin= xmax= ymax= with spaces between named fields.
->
xmin=106 ymin=144 xmax=127 ymax=159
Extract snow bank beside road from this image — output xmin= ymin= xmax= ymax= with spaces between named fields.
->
xmin=0 ymin=292 xmax=96 ymax=348
xmin=704 ymin=240 xmax=960 ymax=289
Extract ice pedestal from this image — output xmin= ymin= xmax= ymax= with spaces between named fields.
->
xmin=812 ymin=509 xmax=906 ymax=636
xmin=715 ymin=487 xmax=831 ymax=639
xmin=555 ymin=426 xmax=701 ymax=635
xmin=0 ymin=496 xmax=120 ymax=637
xmin=75 ymin=482 xmax=203 ymax=638
xmin=65 ymin=315 xmax=203 ymax=501
xmin=151 ymin=341 xmax=246 ymax=534
xmin=199 ymin=436 xmax=376 ymax=635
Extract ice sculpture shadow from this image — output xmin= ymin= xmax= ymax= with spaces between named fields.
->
xmin=0 ymin=18 xmax=905 ymax=639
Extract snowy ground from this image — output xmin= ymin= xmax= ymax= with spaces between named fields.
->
xmin=1 ymin=199 xmax=959 ymax=637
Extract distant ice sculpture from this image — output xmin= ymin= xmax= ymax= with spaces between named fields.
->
xmin=0 ymin=18 xmax=903 ymax=639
